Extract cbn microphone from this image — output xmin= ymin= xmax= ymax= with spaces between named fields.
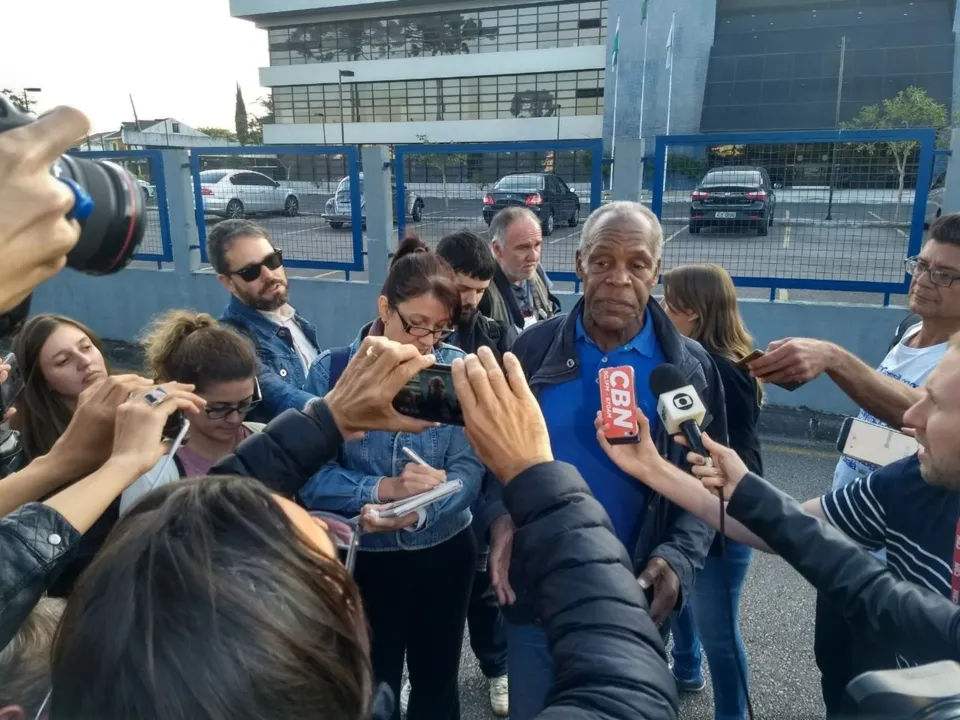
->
xmin=649 ymin=363 xmax=710 ymax=460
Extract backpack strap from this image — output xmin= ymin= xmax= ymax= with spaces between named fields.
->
xmin=890 ymin=313 xmax=922 ymax=351
xmin=327 ymin=346 xmax=352 ymax=389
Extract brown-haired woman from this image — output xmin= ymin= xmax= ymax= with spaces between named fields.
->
xmin=296 ymin=233 xmax=485 ymax=720
xmin=120 ymin=311 xmax=263 ymax=513
xmin=661 ymin=263 xmax=762 ymax=720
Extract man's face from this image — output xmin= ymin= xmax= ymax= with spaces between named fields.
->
xmin=908 ymin=240 xmax=960 ymax=321
xmin=453 ymin=273 xmax=491 ymax=325
xmin=493 ymin=217 xmax=542 ymax=283
xmin=577 ymin=216 xmax=661 ymax=334
xmin=903 ymin=345 xmax=960 ymax=490
xmin=218 ymin=235 xmax=289 ymax=312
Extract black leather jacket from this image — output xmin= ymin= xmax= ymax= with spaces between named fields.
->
xmin=729 ymin=471 xmax=960 ymax=664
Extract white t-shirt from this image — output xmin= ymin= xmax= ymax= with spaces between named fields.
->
xmin=259 ymin=304 xmax=318 ymax=374
xmin=832 ymin=323 xmax=947 ymax=490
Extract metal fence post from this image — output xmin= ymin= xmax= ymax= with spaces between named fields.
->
xmin=363 ymin=145 xmax=395 ymax=291
xmin=942 ymin=129 xmax=960 ymax=217
xmin=159 ymin=149 xmax=199 ymax=274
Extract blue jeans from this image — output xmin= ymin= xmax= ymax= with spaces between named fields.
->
xmin=671 ymin=541 xmax=753 ymax=720
xmin=505 ymin=620 xmax=553 ymax=720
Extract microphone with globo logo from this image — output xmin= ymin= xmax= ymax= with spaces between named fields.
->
xmin=649 ymin=363 xmax=711 ymax=463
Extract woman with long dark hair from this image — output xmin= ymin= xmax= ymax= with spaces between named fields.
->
xmin=297 ymin=234 xmax=484 ymax=720
xmin=120 ymin=310 xmax=264 ymax=513
xmin=660 ymin=263 xmax=763 ymax=720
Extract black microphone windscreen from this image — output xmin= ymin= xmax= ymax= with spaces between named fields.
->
xmin=649 ymin=363 xmax=688 ymax=397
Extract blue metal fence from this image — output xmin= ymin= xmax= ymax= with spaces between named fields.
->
xmin=393 ymin=139 xmax=604 ymax=283
xmin=651 ymin=128 xmax=937 ymax=300
xmin=189 ymin=145 xmax=364 ymax=273
xmin=70 ymin=149 xmax=173 ymax=264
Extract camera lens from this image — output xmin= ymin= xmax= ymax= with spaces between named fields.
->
xmin=56 ymin=154 xmax=146 ymax=275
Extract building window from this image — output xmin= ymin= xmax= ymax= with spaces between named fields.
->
xmin=272 ymin=70 xmax=604 ymax=125
xmin=266 ymin=1 xmax=608 ymax=66
xmin=171 ymin=122 xmax=180 ymax=133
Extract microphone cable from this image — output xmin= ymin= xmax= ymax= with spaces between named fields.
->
xmin=717 ymin=485 xmax=755 ymax=720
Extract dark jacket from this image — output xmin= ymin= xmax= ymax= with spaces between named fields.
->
xmin=455 ymin=312 xmax=517 ymax=361
xmin=478 ymin=265 xmax=562 ymax=332
xmin=729 ymin=471 xmax=960 ymax=665
xmin=479 ymin=299 xmax=725 ymax=624
xmin=0 ymin=502 xmax=81 ymax=648
xmin=216 ymin=400 xmax=677 ymax=718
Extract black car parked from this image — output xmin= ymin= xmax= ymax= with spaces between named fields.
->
xmin=689 ymin=167 xmax=777 ymax=236
xmin=482 ymin=173 xmax=580 ymax=236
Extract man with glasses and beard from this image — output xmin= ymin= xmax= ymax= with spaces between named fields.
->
xmin=209 ymin=220 xmax=320 ymax=421
xmin=434 ymin=229 xmax=515 ymax=717
xmin=747 ymin=212 xmax=960 ymax=714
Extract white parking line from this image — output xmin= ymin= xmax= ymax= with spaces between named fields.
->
xmin=281 ymin=225 xmax=329 ymax=236
xmin=868 ymin=211 xmax=908 ymax=238
xmin=664 ymin=226 xmax=689 ymax=244
xmin=782 ymin=210 xmax=791 ymax=249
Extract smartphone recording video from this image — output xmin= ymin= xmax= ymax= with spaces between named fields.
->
xmin=0 ymin=353 xmax=24 ymax=419
xmin=392 ymin=364 xmax=464 ymax=426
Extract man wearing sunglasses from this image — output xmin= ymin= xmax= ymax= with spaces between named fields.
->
xmin=747 ymin=212 xmax=960 ymax=714
xmin=210 ymin=219 xmax=320 ymax=421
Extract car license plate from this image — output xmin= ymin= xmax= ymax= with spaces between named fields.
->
xmin=715 ymin=212 xmax=736 ymax=219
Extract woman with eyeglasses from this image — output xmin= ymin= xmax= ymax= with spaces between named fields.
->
xmin=120 ymin=311 xmax=265 ymax=514
xmin=297 ymin=233 xmax=485 ymax=720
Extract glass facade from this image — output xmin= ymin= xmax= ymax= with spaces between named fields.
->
xmin=266 ymin=1 xmax=608 ymax=65
xmin=701 ymin=0 xmax=955 ymax=132
xmin=273 ymin=71 xmax=605 ymax=124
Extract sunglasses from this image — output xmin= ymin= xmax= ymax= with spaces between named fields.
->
xmin=204 ymin=378 xmax=262 ymax=420
xmin=309 ymin=511 xmax=360 ymax=574
xmin=229 ymin=249 xmax=283 ymax=283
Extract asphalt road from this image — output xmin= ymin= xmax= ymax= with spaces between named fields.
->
xmin=456 ymin=439 xmax=834 ymax=720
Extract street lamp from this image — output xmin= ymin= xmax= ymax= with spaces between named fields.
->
xmin=825 ymin=36 xmax=847 ymax=221
xmin=338 ymin=69 xmax=355 ymax=145
xmin=556 ymin=104 xmax=562 ymax=141
xmin=22 ymin=87 xmax=41 ymax=113
xmin=315 ymin=113 xmax=327 ymax=145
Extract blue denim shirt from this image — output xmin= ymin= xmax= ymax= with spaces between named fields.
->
xmin=219 ymin=296 xmax=318 ymax=420
xmin=298 ymin=333 xmax=484 ymax=551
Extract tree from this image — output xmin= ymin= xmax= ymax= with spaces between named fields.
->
xmin=842 ymin=86 xmax=948 ymax=222
xmin=1 ymin=89 xmax=28 ymax=113
xmin=234 ymin=85 xmax=250 ymax=145
xmin=197 ymin=127 xmax=237 ymax=141
xmin=410 ymin=134 xmax=466 ymax=211
xmin=246 ymin=95 xmax=274 ymax=146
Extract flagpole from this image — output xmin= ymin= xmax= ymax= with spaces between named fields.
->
xmin=638 ymin=6 xmax=649 ymax=197
xmin=663 ymin=11 xmax=675 ymax=195
xmin=610 ymin=15 xmax=620 ymax=193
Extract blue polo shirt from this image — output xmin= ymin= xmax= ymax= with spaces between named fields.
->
xmin=538 ymin=308 xmax=666 ymax=550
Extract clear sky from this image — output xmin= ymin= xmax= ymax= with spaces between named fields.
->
xmin=3 ymin=0 xmax=266 ymax=134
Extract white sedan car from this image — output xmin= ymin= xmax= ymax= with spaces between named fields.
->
xmin=198 ymin=169 xmax=300 ymax=218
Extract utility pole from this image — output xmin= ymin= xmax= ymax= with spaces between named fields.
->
xmin=826 ymin=35 xmax=847 ymax=221
xmin=556 ymin=104 xmax=562 ymax=141
xmin=338 ymin=69 xmax=355 ymax=145
xmin=22 ymin=87 xmax=41 ymax=113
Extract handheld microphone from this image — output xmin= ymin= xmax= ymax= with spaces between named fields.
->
xmin=649 ymin=363 xmax=709 ymax=460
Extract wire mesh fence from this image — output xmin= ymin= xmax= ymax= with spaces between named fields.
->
xmin=395 ymin=140 xmax=604 ymax=281
xmin=191 ymin=146 xmax=363 ymax=272
xmin=651 ymin=129 xmax=936 ymax=293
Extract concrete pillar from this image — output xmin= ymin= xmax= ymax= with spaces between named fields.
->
xmin=942 ymin=129 xmax=960 ymax=216
xmin=363 ymin=145 xmax=395 ymax=291
xmin=611 ymin=137 xmax=644 ymax=202
xmin=158 ymin=149 xmax=200 ymax=274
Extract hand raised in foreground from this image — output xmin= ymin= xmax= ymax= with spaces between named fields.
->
xmin=450 ymin=347 xmax=552 ymax=485
xmin=323 ymin=336 xmax=439 ymax=438
xmin=747 ymin=337 xmax=831 ymax=386
xmin=111 ymin=383 xmax=207 ymax=475
xmin=0 ymin=106 xmax=91 ymax=314
xmin=0 ymin=364 xmax=15 ymax=423
xmin=594 ymin=407 xmax=668 ymax=487
xmin=677 ymin=431 xmax=749 ymax=498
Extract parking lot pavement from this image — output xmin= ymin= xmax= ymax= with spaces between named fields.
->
xmin=457 ymin=440 xmax=835 ymax=720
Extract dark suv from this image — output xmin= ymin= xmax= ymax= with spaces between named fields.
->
xmin=482 ymin=173 xmax=580 ymax=236
xmin=689 ymin=167 xmax=777 ymax=236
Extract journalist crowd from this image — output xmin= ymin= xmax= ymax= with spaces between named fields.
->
xmin=5 ymin=105 xmax=960 ymax=720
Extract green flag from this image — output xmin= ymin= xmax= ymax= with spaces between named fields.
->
xmin=641 ymin=0 xmax=649 ymax=22
xmin=611 ymin=16 xmax=620 ymax=67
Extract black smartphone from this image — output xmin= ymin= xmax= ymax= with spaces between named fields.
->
xmin=392 ymin=364 xmax=464 ymax=426
xmin=162 ymin=410 xmax=188 ymax=440
xmin=0 ymin=353 xmax=24 ymax=419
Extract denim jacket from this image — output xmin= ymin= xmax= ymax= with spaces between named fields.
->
xmin=219 ymin=296 xmax=319 ymax=421
xmin=297 ymin=330 xmax=484 ymax=552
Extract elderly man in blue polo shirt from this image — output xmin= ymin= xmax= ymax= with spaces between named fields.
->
xmin=477 ymin=201 xmax=727 ymax=719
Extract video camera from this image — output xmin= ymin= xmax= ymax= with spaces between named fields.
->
xmin=0 ymin=95 xmax=147 ymax=338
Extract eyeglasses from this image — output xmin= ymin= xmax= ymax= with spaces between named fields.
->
xmin=394 ymin=307 xmax=454 ymax=342
xmin=904 ymin=256 xmax=960 ymax=288
xmin=229 ymin=249 xmax=283 ymax=282
xmin=204 ymin=378 xmax=262 ymax=420
xmin=309 ymin=511 xmax=360 ymax=574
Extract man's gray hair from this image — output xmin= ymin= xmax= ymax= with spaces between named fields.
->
xmin=579 ymin=201 xmax=663 ymax=262
xmin=489 ymin=206 xmax=540 ymax=246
